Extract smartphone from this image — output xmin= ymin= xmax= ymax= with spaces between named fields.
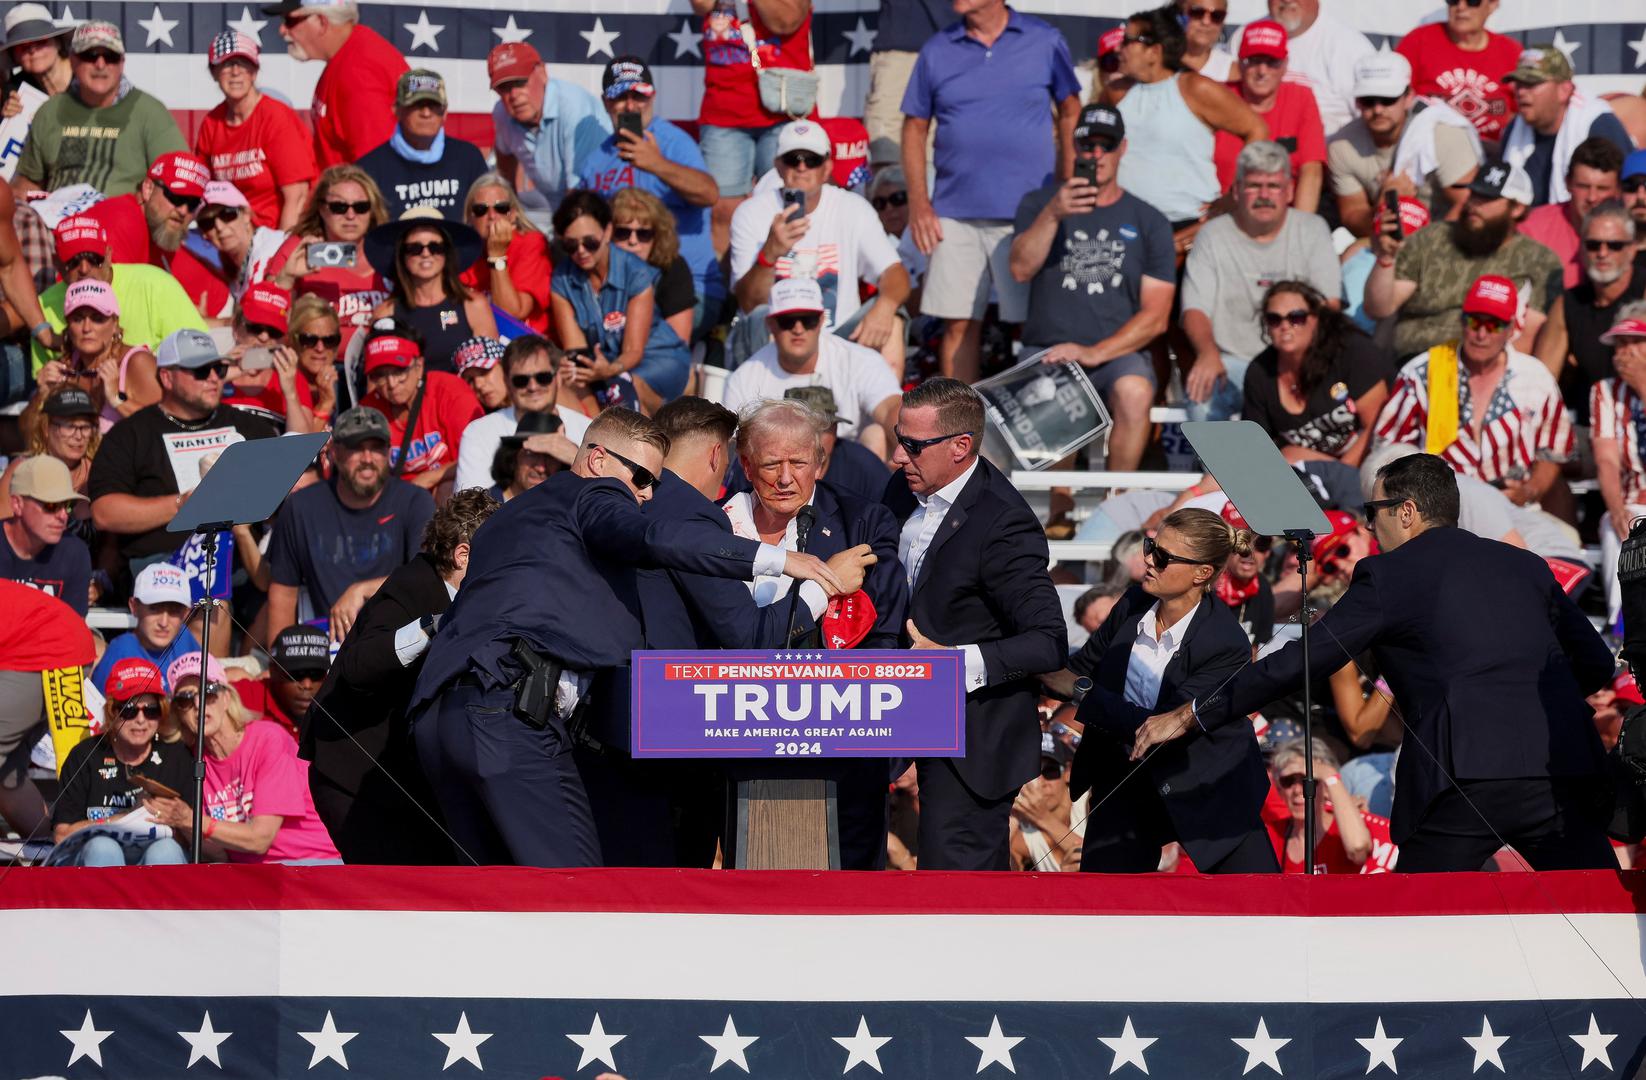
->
xmin=1074 ymin=158 xmax=1098 ymax=187
xmin=566 ymin=347 xmax=595 ymax=366
xmin=617 ymin=111 xmax=644 ymax=142
xmin=781 ymin=187 xmax=807 ymax=221
xmin=241 ymin=346 xmax=275 ymax=372
xmin=307 ymin=241 xmax=357 ymax=270
xmin=1383 ymin=190 xmax=1403 ymax=237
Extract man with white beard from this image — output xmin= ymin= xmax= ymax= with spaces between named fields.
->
xmin=1267 ymin=0 xmax=1373 ymax=138
xmin=1534 ymin=200 xmax=1644 ymax=425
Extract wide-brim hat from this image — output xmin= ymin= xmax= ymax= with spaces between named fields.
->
xmin=364 ymin=206 xmax=482 ymax=277
xmin=2 ymin=4 xmax=70 ymax=51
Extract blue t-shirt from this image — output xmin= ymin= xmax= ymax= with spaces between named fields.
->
xmin=267 ymin=479 xmax=435 ymax=617
xmin=876 ymin=0 xmax=955 ymax=53
xmin=0 ymin=533 xmax=91 ymax=615
xmin=578 ymin=118 xmax=725 ymax=303
xmin=91 ymin=627 xmax=202 ymax=693
xmin=900 ymin=10 xmax=1081 ymax=221
xmin=550 ymin=245 xmax=690 ymax=375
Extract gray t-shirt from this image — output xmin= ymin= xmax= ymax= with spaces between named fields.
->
xmin=1181 ymin=210 xmax=1342 ymax=361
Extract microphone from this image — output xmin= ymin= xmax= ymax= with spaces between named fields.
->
xmin=786 ymin=505 xmax=819 ymax=647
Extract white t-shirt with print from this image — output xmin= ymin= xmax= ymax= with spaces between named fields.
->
xmin=719 ymin=333 xmax=900 ymax=441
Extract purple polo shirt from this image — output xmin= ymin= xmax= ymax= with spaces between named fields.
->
xmin=900 ymin=9 xmax=1080 ymax=221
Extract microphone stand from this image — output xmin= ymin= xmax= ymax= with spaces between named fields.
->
xmin=187 ymin=523 xmax=229 ymax=864
xmin=785 ymin=506 xmax=817 ymax=647
xmin=1285 ymin=528 xmax=1318 ymax=875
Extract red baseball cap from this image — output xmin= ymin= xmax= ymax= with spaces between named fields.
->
xmin=241 ymin=283 xmax=291 ymax=333
xmin=364 ymin=334 xmax=421 ymax=373
xmin=823 ymin=590 xmax=878 ymax=650
xmin=1601 ymin=318 xmax=1646 ymax=345
xmin=1462 ymin=274 xmax=1519 ymax=324
xmin=1311 ymin=509 xmax=1361 ymax=565
xmin=820 ymin=116 xmax=871 ymax=193
xmin=1239 ymin=20 xmax=1288 ymax=60
xmin=1097 ymin=26 xmax=1125 ymax=58
xmin=147 ymin=151 xmax=210 ymax=199
xmin=53 ymin=215 xmax=108 ymax=262
xmin=1615 ymin=671 xmax=1644 ymax=707
xmin=488 ymin=42 xmax=541 ymax=89
xmin=1220 ymin=501 xmax=1251 ymax=531
xmin=105 ymin=657 xmax=164 ymax=702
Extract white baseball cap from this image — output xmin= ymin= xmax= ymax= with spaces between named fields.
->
xmin=1352 ymin=52 xmax=1412 ymax=100
xmin=776 ymin=120 xmax=830 ymax=160
xmin=768 ymin=277 xmax=825 ymax=316
xmin=133 ymin=563 xmax=191 ymax=608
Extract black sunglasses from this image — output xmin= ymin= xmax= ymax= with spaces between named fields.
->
xmin=402 ymin=240 xmax=448 ymax=257
xmin=871 ymin=191 xmax=908 ymax=211
xmin=198 ymin=207 xmax=241 ymax=229
xmin=118 ymin=701 xmax=163 ymax=720
xmin=1623 ymin=178 xmax=1646 ymax=194
xmin=772 ymin=312 xmax=822 ymax=332
xmin=171 ymin=682 xmax=224 ymax=709
xmin=559 ymin=235 xmax=602 ymax=255
xmin=1263 ymin=308 xmax=1312 ymax=329
xmin=28 ymin=497 xmax=77 ymax=515
xmin=324 ymin=199 xmax=371 ymax=216
xmin=282 ymin=12 xmax=313 ymax=27
xmin=612 ymin=226 xmax=655 ymax=244
xmin=76 ymin=48 xmax=121 ymax=64
xmin=1143 ymin=534 xmax=1215 ymax=571
xmin=64 ymin=252 xmax=105 ymax=271
xmin=1356 ymin=95 xmax=1403 ymax=110
xmin=592 ymin=443 xmax=657 ymax=490
xmin=1277 ymin=772 xmax=1306 ymax=789
xmin=1077 ymin=137 xmax=1119 ymax=155
xmin=510 ymin=371 xmax=555 ymax=389
xmin=298 ymin=332 xmax=341 ymax=349
xmin=470 ymin=201 xmax=512 ymax=217
xmin=1362 ymin=498 xmax=1403 ymax=520
xmin=245 ymin=322 xmax=282 ymax=339
xmin=895 ymin=430 xmax=972 ymax=457
xmin=160 ymin=189 xmax=202 ymax=213
xmin=780 ymin=150 xmax=827 ymax=171
xmin=1123 ymin=32 xmax=1156 ymax=46
xmin=1252 ymin=534 xmax=1274 ymax=555
xmin=1444 ymin=0 xmax=1486 ymax=6
xmin=1585 ymin=239 xmax=1629 ymax=253
xmin=183 ymin=361 xmax=232 ymax=380
xmin=1185 ymin=5 xmax=1227 ymax=23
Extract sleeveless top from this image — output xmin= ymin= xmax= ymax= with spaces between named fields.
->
xmin=393 ymin=295 xmax=474 ymax=375
xmin=1116 ymin=73 xmax=1220 ymax=224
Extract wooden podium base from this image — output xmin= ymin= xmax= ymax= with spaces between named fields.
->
xmin=731 ymin=778 xmax=840 ymax=870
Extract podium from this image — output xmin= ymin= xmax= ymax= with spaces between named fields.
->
xmin=729 ymin=776 xmax=840 ymax=870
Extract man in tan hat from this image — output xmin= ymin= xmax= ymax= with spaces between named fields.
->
xmin=0 ymin=456 xmax=91 ymax=615
xmin=1499 ymin=46 xmax=1632 ymax=207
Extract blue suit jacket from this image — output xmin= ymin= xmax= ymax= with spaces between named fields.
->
xmin=1202 ymin=526 xmax=1614 ymax=843
xmin=410 ymin=470 xmax=760 ymax=710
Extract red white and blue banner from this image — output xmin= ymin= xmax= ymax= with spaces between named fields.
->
xmin=3 ymin=867 xmax=1646 ymax=1077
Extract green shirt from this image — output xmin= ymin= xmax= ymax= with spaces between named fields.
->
xmin=1392 ymin=222 xmax=1563 ymax=359
xmin=32 ymin=263 xmax=206 ymax=373
xmin=17 ymin=85 xmax=186 ymax=196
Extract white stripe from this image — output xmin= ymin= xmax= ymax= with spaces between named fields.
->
xmin=4 ymin=909 xmax=1644 ymax=1002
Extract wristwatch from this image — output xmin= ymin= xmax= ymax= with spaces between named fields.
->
xmin=489 ymin=256 xmax=508 ymax=272
xmin=419 ymin=612 xmax=438 ymax=639
xmin=1071 ymin=676 xmax=1093 ymax=704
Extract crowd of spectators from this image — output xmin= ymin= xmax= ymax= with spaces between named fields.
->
xmin=0 ymin=0 xmax=1641 ymax=877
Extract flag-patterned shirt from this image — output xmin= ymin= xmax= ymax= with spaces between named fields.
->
xmin=1590 ymin=377 xmax=1646 ymax=508
xmin=1373 ymin=345 xmax=1572 ymax=485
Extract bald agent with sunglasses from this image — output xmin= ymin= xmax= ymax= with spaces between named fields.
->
xmin=411 ymin=406 xmax=852 ymax=868
xmin=885 ymin=378 xmax=1067 ymax=870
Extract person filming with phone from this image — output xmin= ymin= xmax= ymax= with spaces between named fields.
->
xmin=272 ymin=165 xmax=392 ymax=350
xmin=1008 ymin=104 xmax=1173 ymax=473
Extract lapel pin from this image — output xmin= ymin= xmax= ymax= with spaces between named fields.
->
xmin=821 ymin=527 xmax=832 ymax=537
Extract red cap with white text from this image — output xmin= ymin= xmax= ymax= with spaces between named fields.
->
xmin=1461 ymin=274 xmax=1519 ymax=324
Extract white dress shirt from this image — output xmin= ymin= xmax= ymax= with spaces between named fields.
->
xmin=898 ymin=459 xmax=988 ymax=692
xmin=1124 ymin=601 xmax=1199 ymax=710
xmin=722 ymin=491 xmax=830 ymax=619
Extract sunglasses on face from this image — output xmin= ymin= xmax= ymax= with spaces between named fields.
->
xmin=1123 ymin=32 xmax=1156 ymax=46
xmin=1263 ymin=308 xmax=1312 ymax=329
xmin=592 ymin=443 xmax=657 ymax=490
xmin=612 ymin=226 xmax=655 ymax=244
xmin=402 ymin=240 xmax=448 ymax=258
xmin=1623 ymin=178 xmax=1646 ymax=194
xmin=470 ymin=201 xmax=511 ymax=217
xmin=1185 ymin=5 xmax=1227 ymax=23
xmin=245 ymin=322 xmax=282 ymax=339
xmin=1585 ymin=238 xmax=1629 ymax=253
xmin=772 ymin=312 xmax=822 ymax=332
xmin=28 ymin=496 xmax=76 ymax=515
xmin=183 ymin=362 xmax=232 ymax=380
xmin=1362 ymin=497 xmax=1403 ymax=521
xmin=160 ymin=189 xmax=202 ymax=213
xmin=1356 ymin=95 xmax=1403 ymax=110
xmin=118 ymin=700 xmax=163 ymax=720
xmin=282 ymin=12 xmax=313 ymax=28
xmin=895 ymin=429 xmax=971 ymax=457
xmin=510 ymin=371 xmax=555 ymax=389
xmin=1078 ymin=137 xmax=1119 ymax=155
xmin=559 ymin=235 xmax=602 ymax=255
xmin=1465 ymin=313 xmax=1509 ymax=334
xmin=1277 ymin=772 xmax=1306 ymax=789
xmin=1241 ymin=55 xmax=1283 ymax=69
xmin=1252 ymin=535 xmax=1274 ymax=555
xmin=871 ymin=191 xmax=909 ymax=211
xmin=171 ymin=682 xmax=224 ymax=710
xmin=64 ymin=252 xmax=105 ymax=272
xmin=779 ymin=150 xmax=826 ymax=171
xmin=198 ymin=207 xmax=242 ymax=229
xmin=324 ymin=199 xmax=371 ymax=217
xmin=1444 ymin=0 xmax=1486 ymax=6
xmin=298 ymin=332 xmax=341 ymax=349
xmin=76 ymin=49 xmax=120 ymax=65
xmin=1143 ymin=534 xmax=1215 ymax=572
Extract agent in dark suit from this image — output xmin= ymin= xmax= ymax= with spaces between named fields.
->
xmin=301 ymin=489 xmax=500 ymax=865
xmin=408 ymin=408 xmax=850 ymax=868
xmin=1137 ymin=453 xmax=1618 ymax=872
xmin=884 ymin=379 xmax=1067 ymax=870
xmin=1066 ymin=509 xmax=1276 ymax=873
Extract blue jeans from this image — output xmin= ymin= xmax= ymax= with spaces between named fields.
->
xmin=699 ymin=122 xmax=786 ymax=198
xmin=1183 ymin=352 xmax=1249 ymax=423
xmin=78 ymin=835 xmax=188 ymax=866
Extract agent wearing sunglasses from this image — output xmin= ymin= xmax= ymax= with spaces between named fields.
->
xmin=1054 ymin=508 xmax=1277 ymax=874
xmin=730 ymin=120 xmax=910 ymax=372
xmin=1391 ymin=0 xmax=1520 ymax=144
xmin=459 ymin=173 xmax=553 ymax=334
xmin=409 ymin=406 xmax=850 ymax=869
xmin=1140 ymin=452 xmax=1619 ymax=874
xmin=366 ymin=207 xmax=497 ymax=374
xmin=356 ymin=69 xmax=489 ymax=223
xmin=52 ymin=657 xmax=191 ymax=866
xmin=1518 ymin=140 xmax=1625 ymax=291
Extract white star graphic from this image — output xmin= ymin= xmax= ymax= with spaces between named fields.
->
xmin=965 ymin=1015 xmax=1024 ymax=1073
xmin=1356 ymin=1018 xmax=1402 ymax=1075
xmin=1628 ymin=28 xmax=1646 ymax=69
xmin=1570 ymin=1013 xmax=1617 ymax=1071
xmin=700 ymin=1014 xmax=758 ymax=1073
xmin=833 ymin=1015 xmax=892 ymax=1074
xmin=579 ymin=17 xmax=619 ymax=59
xmin=566 ymin=1013 xmax=626 ymax=1072
xmin=667 ymin=17 xmax=702 ymax=59
xmin=61 ymin=1009 xmax=112 ymax=1067
xmin=1462 ymin=1015 xmax=1508 ymax=1074
xmin=1231 ymin=1017 xmax=1289 ymax=1075
xmin=492 ymin=14 xmax=532 ymax=44
xmin=432 ymin=1011 xmax=490 ymax=1071
xmin=842 ymin=16 xmax=877 ymax=57
xmin=138 ymin=4 xmax=179 ymax=47
xmin=227 ymin=5 xmax=266 ymax=44
xmin=178 ymin=1011 xmax=232 ymax=1069
xmin=1098 ymin=1017 xmax=1156 ymax=1074
xmin=52 ymin=5 xmax=78 ymax=29
xmin=402 ymin=9 xmax=444 ymax=52
xmin=297 ymin=1011 xmax=358 ymax=1071
xmin=1550 ymin=29 xmax=1581 ymax=64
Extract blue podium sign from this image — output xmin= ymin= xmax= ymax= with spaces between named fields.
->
xmin=630 ymin=650 xmax=966 ymax=759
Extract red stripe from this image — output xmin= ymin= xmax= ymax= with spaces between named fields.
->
xmin=0 ymin=867 xmax=1642 ymax=918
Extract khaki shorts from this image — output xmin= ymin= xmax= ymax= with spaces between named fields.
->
xmin=865 ymin=50 xmax=924 ymax=167
xmin=922 ymin=218 xmax=1030 ymax=323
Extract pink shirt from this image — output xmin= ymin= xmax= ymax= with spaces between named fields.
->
xmin=204 ymin=719 xmax=340 ymax=863
xmin=1517 ymin=203 xmax=1581 ymax=289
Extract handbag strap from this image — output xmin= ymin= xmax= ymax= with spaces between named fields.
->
xmin=390 ymin=374 xmax=430 ymax=478
xmin=736 ymin=0 xmax=763 ymax=72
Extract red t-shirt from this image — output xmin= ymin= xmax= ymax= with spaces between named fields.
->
xmin=1268 ymin=803 xmax=1397 ymax=874
xmin=194 ymin=96 xmax=319 ymax=229
xmin=86 ymin=193 xmax=233 ymax=321
xmin=1395 ymin=23 xmax=1522 ymax=144
xmin=699 ymin=5 xmax=814 ymax=130
xmin=311 ymin=25 xmax=407 ymax=170
xmin=1213 ymin=83 xmax=1326 ymax=192
xmin=362 ymin=371 xmax=482 ymax=477
xmin=460 ymin=230 xmax=553 ymax=334
xmin=294 ymin=267 xmax=391 ymax=350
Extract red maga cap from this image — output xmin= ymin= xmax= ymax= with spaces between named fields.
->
xmin=1239 ymin=20 xmax=1288 ymax=60
xmin=147 ymin=151 xmax=210 ymax=198
xmin=1462 ymin=274 xmax=1519 ymax=324
xmin=364 ymin=334 xmax=421 ymax=372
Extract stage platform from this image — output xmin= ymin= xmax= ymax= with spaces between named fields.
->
xmin=3 ymin=867 xmax=1645 ymax=1078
